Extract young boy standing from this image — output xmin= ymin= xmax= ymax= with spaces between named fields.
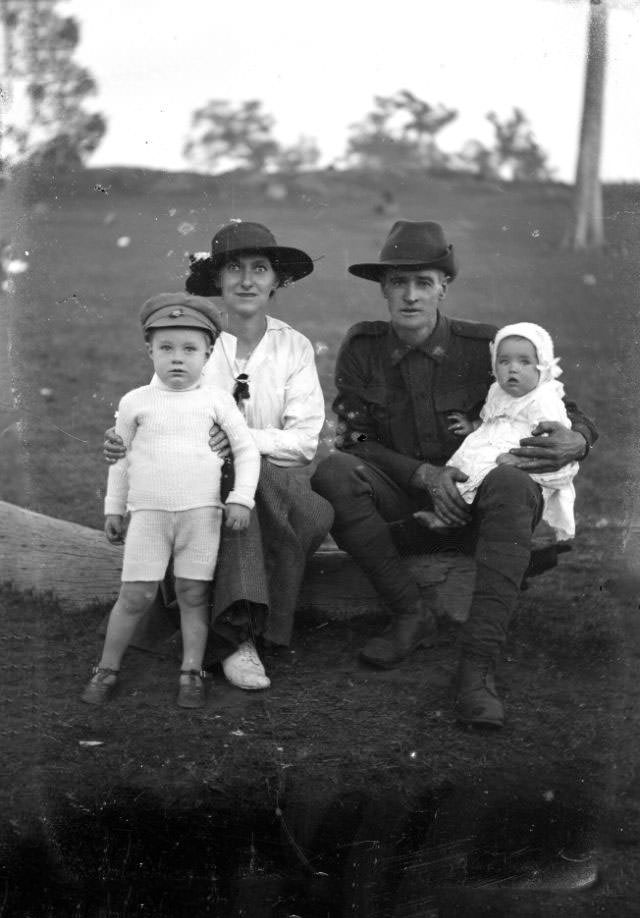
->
xmin=82 ymin=293 xmax=260 ymax=709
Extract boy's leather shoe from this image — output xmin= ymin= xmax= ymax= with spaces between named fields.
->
xmin=81 ymin=666 xmax=119 ymax=705
xmin=177 ymin=670 xmax=206 ymax=709
xmin=454 ymin=656 xmax=504 ymax=728
xmin=359 ymin=601 xmax=437 ymax=669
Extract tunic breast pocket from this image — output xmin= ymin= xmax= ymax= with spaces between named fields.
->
xmin=362 ymin=384 xmax=389 ymax=418
xmin=435 ymin=382 xmax=488 ymax=416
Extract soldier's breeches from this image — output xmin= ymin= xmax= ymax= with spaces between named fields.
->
xmin=312 ymin=452 xmax=422 ymax=612
xmin=461 ymin=465 xmax=543 ymax=662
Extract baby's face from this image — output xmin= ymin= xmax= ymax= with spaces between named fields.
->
xmin=147 ymin=327 xmax=212 ymax=389
xmin=495 ymin=336 xmax=540 ymax=398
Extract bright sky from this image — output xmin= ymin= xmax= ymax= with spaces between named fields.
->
xmin=62 ymin=0 xmax=639 ymax=182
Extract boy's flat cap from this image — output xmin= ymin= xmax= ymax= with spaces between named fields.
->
xmin=140 ymin=292 xmax=225 ymax=335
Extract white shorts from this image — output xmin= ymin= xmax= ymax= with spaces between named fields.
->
xmin=121 ymin=507 xmax=223 ymax=582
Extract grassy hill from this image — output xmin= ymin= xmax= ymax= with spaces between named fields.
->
xmin=2 ymin=167 xmax=640 ymax=915
xmin=2 ymin=166 xmax=639 ymax=529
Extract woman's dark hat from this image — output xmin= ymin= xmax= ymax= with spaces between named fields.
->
xmin=348 ymin=220 xmax=457 ymax=282
xmin=187 ymin=221 xmax=314 ymax=297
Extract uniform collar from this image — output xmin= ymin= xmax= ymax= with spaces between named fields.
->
xmin=389 ymin=312 xmax=450 ymax=365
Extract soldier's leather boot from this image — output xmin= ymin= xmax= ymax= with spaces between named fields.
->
xmin=360 ymin=600 xmax=437 ymax=669
xmin=454 ymin=656 xmax=504 ymax=728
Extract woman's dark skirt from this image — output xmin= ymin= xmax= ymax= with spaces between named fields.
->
xmin=211 ymin=458 xmax=334 ymax=649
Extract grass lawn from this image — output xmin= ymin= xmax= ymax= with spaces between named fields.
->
xmin=2 ymin=167 xmax=640 ymax=915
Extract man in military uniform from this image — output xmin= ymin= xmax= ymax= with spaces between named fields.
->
xmin=312 ymin=221 xmax=597 ymax=728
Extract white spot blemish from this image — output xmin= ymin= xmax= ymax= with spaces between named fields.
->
xmin=5 ymin=258 xmax=28 ymax=275
xmin=177 ymin=222 xmax=195 ymax=236
xmin=116 ymin=236 xmax=130 ymax=248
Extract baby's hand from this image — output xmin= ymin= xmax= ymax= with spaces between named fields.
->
xmin=447 ymin=412 xmax=475 ymax=437
xmin=105 ymin=514 xmax=125 ymax=543
xmin=224 ymin=503 xmax=250 ymax=530
xmin=496 ymin=452 xmax=520 ymax=466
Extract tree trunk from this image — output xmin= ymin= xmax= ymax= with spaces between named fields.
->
xmin=566 ymin=0 xmax=608 ymax=250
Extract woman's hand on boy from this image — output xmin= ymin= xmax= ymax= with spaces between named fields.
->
xmin=209 ymin=423 xmax=231 ymax=459
xmin=105 ymin=514 xmax=125 ymax=543
xmin=224 ymin=503 xmax=250 ymax=530
xmin=104 ymin=427 xmax=126 ymax=464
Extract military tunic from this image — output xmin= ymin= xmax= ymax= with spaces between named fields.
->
xmin=332 ymin=312 xmax=596 ymax=482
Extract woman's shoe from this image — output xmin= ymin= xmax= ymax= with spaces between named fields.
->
xmin=222 ymin=641 xmax=271 ymax=691
xmin=81 ymin=666 xmax=119 ymax=705
xmin=177 ymin=670 xmax=206 ymax=709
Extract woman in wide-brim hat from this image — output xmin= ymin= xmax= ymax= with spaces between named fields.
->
xmin=106 ymin=220 xmax=333 ymax=690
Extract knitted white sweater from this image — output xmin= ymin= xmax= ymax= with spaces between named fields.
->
xmin=104 ymin=384 xmax=260 ymax=516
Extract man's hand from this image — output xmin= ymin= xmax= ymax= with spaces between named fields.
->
xmin=410 ymin=463 xmax=471 ymax=528
xmin=104 ymin=427 xmax=126 ymax=464
xmin=105 ymin=514 xmax=124 ymax=543
xmin=209 ymin=422 xmax=231 ymax=459
xmin=224 ymin=503 xmax=250 ymax=530
xmin=509 ymin=421 xmax=587 ymax=473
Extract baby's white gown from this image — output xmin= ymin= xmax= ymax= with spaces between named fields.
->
xmin=447 ymin=379 xmax=578 ymax=541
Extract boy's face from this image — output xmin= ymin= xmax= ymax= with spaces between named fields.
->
xmin=146 ymin=327 xmax=212 ymax=389
xmin=495 ymin=336 xmax=540 ymax=398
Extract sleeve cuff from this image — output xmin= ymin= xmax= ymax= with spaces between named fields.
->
xmin=571 ymin=425 xmax=592 ymax=458
xmin=225 ymin=491 xmax=255 ymax=510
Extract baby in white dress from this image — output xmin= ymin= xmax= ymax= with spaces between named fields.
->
xmin=420 ymin=322 xmax=578 ymax=541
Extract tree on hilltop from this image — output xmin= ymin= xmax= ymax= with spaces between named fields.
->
xmin=346 ymin=91 xmax=457 ymax=171
xmin=183 ymin=99 xmax=280 ymax=174
xmin=0 ymin=0 xmax=106 ymax=173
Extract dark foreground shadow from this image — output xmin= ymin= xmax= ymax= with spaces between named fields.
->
xmin=0 ymin=769 xmax=605 ymax=918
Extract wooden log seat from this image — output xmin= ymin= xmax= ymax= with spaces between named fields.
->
xmin=0 ymin=501 xmax=568 ymax=626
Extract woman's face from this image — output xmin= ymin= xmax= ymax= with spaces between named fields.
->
xmin=218 ymin=252 xmax=279 ymax=317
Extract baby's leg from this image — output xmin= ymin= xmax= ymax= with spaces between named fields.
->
xmin=175 ymin=578 xmax=211 ymax=674
xmin=99 ymin=581 xmax=161 ymax=671
xmin=496 ymin=452 xmax=520 ymax=467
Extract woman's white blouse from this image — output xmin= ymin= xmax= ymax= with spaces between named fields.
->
xmin=202 ymin=315 xmax=325 ymax=467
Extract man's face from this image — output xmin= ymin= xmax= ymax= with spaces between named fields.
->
xmin=495 ymin=336 xmax=540 ymax=398
xmin=381 ymin=267 xmax=447 ymax=339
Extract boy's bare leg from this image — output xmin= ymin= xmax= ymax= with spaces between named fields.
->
xmin=98 ymin=581 xmax=161 ymax=672
xmin=175 ymin=577 xmax=211 ymax=676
